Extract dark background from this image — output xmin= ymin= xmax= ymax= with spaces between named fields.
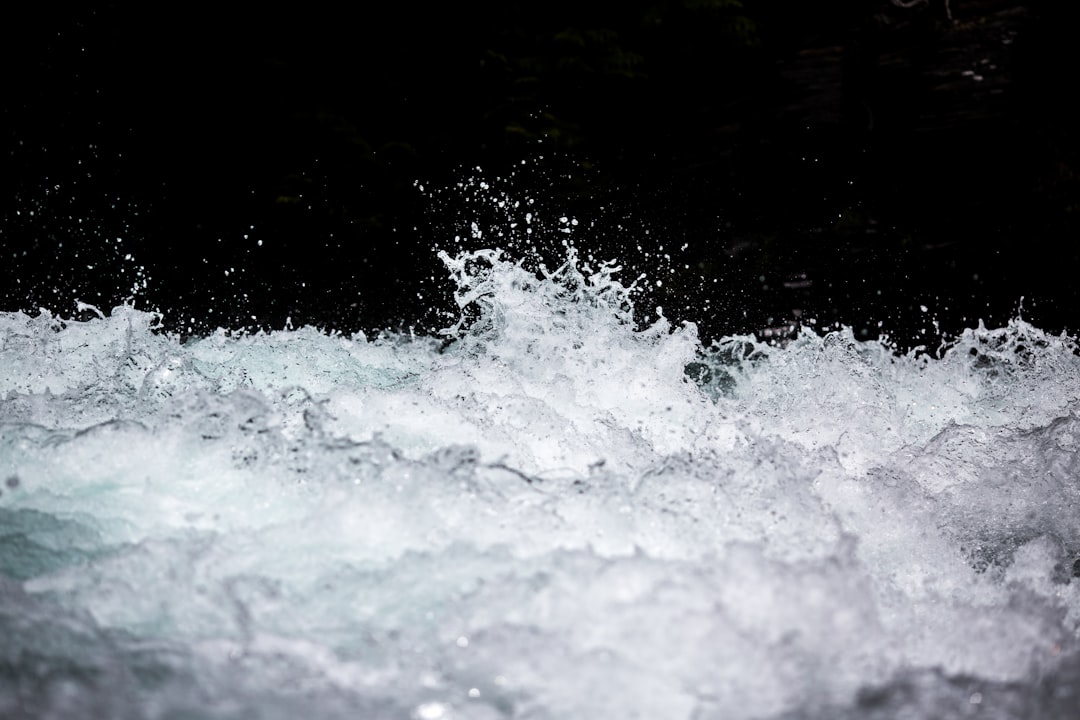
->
xmin=2 ymin=1 xmax=1077 ymax=349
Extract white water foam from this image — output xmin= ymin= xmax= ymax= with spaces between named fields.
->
xmin=1 ymin=248 xmax=1079 ymax=719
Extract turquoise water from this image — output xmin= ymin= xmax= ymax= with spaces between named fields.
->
xmin=1 ymin=247 xmax=1078 ymax=719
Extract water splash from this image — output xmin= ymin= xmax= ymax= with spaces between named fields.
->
xmin=1 ymin=247 xmax=1079 ymax=719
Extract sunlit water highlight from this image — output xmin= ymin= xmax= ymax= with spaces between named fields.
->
xmin=2 ymin=248 xmax=1079 ymax=719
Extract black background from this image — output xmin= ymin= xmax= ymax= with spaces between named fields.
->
xmin=2 ymin=1 xmax=1077 ymax=349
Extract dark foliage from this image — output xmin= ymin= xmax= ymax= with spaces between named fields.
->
xmin=2 ymin=1 xmax=1076 ymax=347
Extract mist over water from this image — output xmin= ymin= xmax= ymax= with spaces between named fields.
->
xmin=2 ymin=231 xmax=1079 ymax=719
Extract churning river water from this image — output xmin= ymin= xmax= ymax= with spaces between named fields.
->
xmin=1 ymin=246 xmax=1079 ymax=719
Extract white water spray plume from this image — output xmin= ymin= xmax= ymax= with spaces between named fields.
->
xmin=1 ymin=242 xmax=1079 ymax=719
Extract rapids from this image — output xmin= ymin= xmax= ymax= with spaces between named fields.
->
xmin=1 ymin=247 xmax=1079 ymax=719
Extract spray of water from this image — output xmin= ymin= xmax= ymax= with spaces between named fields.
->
xmin=2 ymin=222 xmax=1079 ymax=719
